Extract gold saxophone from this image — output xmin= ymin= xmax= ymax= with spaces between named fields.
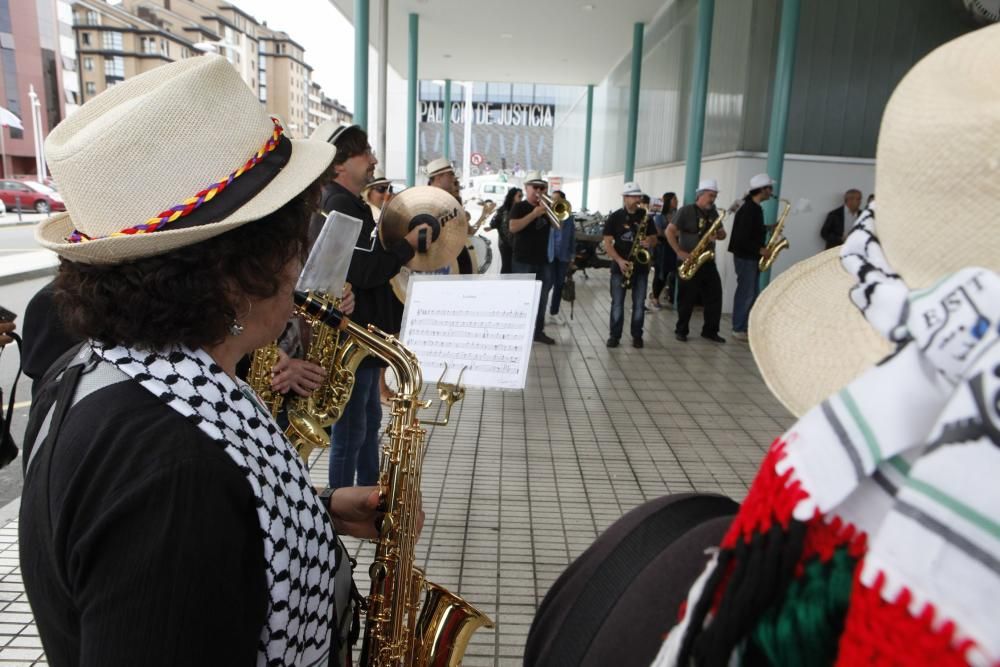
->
xmin=247 ymin=300 xmax=358 ymax=462
xmin=678 ymin=207 xmax=729 ymax=281
xmin=294 ymin=291 xmax=494 ymax=667
xmin=759 ymin=198 xmax=792 ymax=272
xmin=622 ymin=207 xmax=652 ymax=290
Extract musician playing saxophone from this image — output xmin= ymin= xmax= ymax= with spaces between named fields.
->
xmin=603 ymin=182 xmax=657 ymax=349
xmin=728 ymin=173 xmax=775 ymax=342
xmin=666 ymin=178 xmax=727 ymax=343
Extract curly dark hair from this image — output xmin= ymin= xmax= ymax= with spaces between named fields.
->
xmin=54 ymin=191 xmax=313 ymax=350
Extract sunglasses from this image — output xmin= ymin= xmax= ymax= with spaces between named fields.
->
xmin=374 ymin=185 xmax=392 ymax=194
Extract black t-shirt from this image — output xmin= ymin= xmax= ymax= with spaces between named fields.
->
xmin=20 ymin=376 xmax=269 ymax=666
xmin=728 ymin=198 xmax=766 ymax=260
xmin=602 ymin=207 xmax=655 ymax=269
xmin=510 ymin=200 xmax=550 ymax=265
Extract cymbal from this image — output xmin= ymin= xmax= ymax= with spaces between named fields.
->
xmin=379 ymin=186 xmax=467 ymax=272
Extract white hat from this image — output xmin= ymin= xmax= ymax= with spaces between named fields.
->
xmin=622 ymin=181 xmax=643 ymax=196
xmin=749 ymin=173 xmax=776 ymax=190
xmin=523 ymin=170 xmax=547 ymax=187
xmin=749 ymin=24 xmax=1000 ymax=417
xmin=311 ymin=119 xmax=359 ymax=147
xmin=36 ymin=55 xmax=335 ymax=264
xmin=696 ymin=178 xmax=719 ymax=193
xmin=363 ymin=169 xmax=391 ymax=191
xmin=425 ymin=157 xmax=454 ymax=178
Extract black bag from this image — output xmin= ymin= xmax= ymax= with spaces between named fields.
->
xmin=0 ymin=333 xmax=23 ymax=469
xmin=562 ymin=272 xmax=576 ymax=303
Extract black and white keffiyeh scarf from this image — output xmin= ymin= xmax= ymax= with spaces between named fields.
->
xmin=654 ymin=210 xmax=1000 ymax=666
xmin=92 ymin=343 xmax=338 ymax=667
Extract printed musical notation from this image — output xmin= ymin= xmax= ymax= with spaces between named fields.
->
xmin=400 ymin=276 xmax=541 ymax=390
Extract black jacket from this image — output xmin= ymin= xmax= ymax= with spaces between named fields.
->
xmin=728 ymin=198 xmax=766 ymax=260
xmin=321 ymin=181 xmax=414 ymax=368
xmin=820 ymin=206 xmax=848 ymax=249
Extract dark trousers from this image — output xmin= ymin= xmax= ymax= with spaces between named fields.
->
xmin=675 ymin=260 xmax=723 ymax=337
xmin=499 ymin=240 xmax=513 ymax=274
xmin=329 ymin=365 xmax=381 ymax=490
xmin=512 ymin=259 xmax=552 ymax=335
xmin=547 ymin=260 xmax=570 ymax=315
xmin=609 ymin=265 xmax=648 ymax=340
xmin=651 ymin=243 xmax=676 ymax=303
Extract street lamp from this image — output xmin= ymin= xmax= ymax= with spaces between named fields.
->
xmin=28 ymin=85 xmax=47 ymax=181
xmin=432 ymin=79 xmax=473 ymax=188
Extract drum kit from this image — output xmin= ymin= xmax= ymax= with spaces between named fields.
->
xmin=380 ymin=186 xmax=495 ymax=303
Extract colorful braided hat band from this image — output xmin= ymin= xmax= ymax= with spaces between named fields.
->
xmin=66 ymin=117 xmax=285 ymax=244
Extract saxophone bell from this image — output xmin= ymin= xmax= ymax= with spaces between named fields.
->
xmin=759 ymin=198 xmax=792 ymax=272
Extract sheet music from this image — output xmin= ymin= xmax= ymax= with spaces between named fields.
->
xmin=400 ymin=275 xmax=540 ymax=390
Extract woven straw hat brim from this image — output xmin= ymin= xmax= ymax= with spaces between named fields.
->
xmin=749 ymin=249 xmax=893 ymax=417
xmin=36 ymin=137 xmax=334 ymax=264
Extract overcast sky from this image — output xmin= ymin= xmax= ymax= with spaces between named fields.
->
xmin=229 ymin=0 xmax=356 ymax=109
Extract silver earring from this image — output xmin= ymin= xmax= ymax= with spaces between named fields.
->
xmin=229 ymin=298 xmax=252 ymax=337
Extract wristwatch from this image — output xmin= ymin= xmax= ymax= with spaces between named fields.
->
xmin=318 ymin=486 xmax=335 ymax=514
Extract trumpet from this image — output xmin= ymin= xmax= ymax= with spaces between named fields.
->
xmin=759 ymin=198 xmax=791 ymax=272
xmin=539 ymin=193 xmax=570 ymax=230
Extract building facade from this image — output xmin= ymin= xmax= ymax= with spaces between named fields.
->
xmin=0 ymin=0 xmax=75 ymax=177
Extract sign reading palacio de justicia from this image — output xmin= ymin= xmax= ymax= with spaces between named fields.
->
xmin=420 ymin=101 xmax=555 ymax=128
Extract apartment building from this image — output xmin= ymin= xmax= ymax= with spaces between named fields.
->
xmin=73 ymin=0 xmax=196 ymax=103
xmin=257 ymin=29 xmax=310 ymax=138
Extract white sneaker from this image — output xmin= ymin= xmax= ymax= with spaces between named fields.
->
xmin=552 ymin=312 xmax=567 ymax=325
xmin=731 ymin=331 xmax=749 ymax=341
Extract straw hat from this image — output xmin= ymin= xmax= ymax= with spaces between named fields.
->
xmin=363 ymin=169 xmax=391 ymax=192
xmin=524 ymin=170 xmax=547 ymax=187
xmin=311 ymin=119 xmax=359 ymax=147
xmin=36 ymin=55 xmax=335 ymax=264
xmin=622 ymin=181 xmax=643 ymax=197
xmin=425 ymin=157 xmax=454 ymax=178
xmin=749 ymin=24 xmax=1000 ymax=417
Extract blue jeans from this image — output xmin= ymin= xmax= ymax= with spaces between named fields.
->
xmin=512 ymin=259 xmax=553 ymax=335
xmin=547 ymin=260 xmax=570 ymax=315
xmin=609 ymin=266 xmax=648 ymax=340
xmin=732 ymin=256 xmax=760 ymax=333
xmin=329 ymin=365 xmax=381 ymax=490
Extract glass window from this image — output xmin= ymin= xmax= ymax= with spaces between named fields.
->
xmin=104 ymin=55 xmax=124 ymax=78
xmin=83 ymin=56 xmax=93 ymax=71
xmin=80 ymin=32 xmax=91 ymax=46
xmin=85 ymin=81 xmax=96 ymax=96
xmin=102 ymin=31 xmax=122 ymax=51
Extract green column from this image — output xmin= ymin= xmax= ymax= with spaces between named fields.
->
xmin=582 ymin=84 xmax=594 ymax=210
xmin=353 ymin=0 xmax=369 ymax=130
xmin=443 ymin=79 xmax=452 ymax=161
xmin=683 ymin=0 xmax=715 ymax=204
xmin=624 ymin=22 xmax=643 ymax=182
xmin=760 ymin=0 xmax=801 ymax=289
xmin=406 ymin=13 xmax=418 ymax=187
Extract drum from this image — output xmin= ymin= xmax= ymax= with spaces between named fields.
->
xmin=467 ymin=235 xmax=493 ymax=274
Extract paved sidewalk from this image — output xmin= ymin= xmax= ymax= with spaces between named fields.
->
xmin=0 ymin=270 xmax=792 ymax=665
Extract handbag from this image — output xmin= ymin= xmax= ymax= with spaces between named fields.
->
xmin=0 ymin=333 xmax=23 ymax=469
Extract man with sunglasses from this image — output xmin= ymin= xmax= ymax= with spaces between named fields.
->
xmin=509 ymin=171 xmax=555 ymax=344
xmin=362 ymin=169 xmax=393 ymax=221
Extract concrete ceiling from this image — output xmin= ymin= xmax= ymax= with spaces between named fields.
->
xmin=328 ymin=0 xmax=667 ymax=85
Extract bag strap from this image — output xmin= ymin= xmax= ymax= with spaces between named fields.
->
xmin=0 ymin=333 xmax=23 ymax=469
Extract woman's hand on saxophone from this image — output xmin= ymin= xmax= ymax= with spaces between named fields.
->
xmin=271 ymin=349 xmax=327 ymax=396
xmin=326 ymin=486 xmax=425 ymax=540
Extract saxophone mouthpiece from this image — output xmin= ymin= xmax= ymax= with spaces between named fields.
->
xmin=294 ymin=290 xmax=347 ymax=330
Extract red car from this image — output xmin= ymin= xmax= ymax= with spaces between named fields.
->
xmin=0 ymin=179 xmax=66 ymax=214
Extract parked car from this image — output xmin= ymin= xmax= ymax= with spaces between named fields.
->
xmin=0 ymin=179 xmax=66 ymax=213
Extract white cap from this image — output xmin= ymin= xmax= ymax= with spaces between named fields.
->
xmin=749 ymin=173 xmax=776 ymax=190
xmin=425 ymin=157 xmax=454 ymax=177
xmin=622 ymin=181 xmax=643 ymax=196
xmin=697 ymin=178 xmax=719 ymax=193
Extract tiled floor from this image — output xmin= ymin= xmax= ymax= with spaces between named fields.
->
xmin=0 ymin=269 xmax=793 ymax=665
